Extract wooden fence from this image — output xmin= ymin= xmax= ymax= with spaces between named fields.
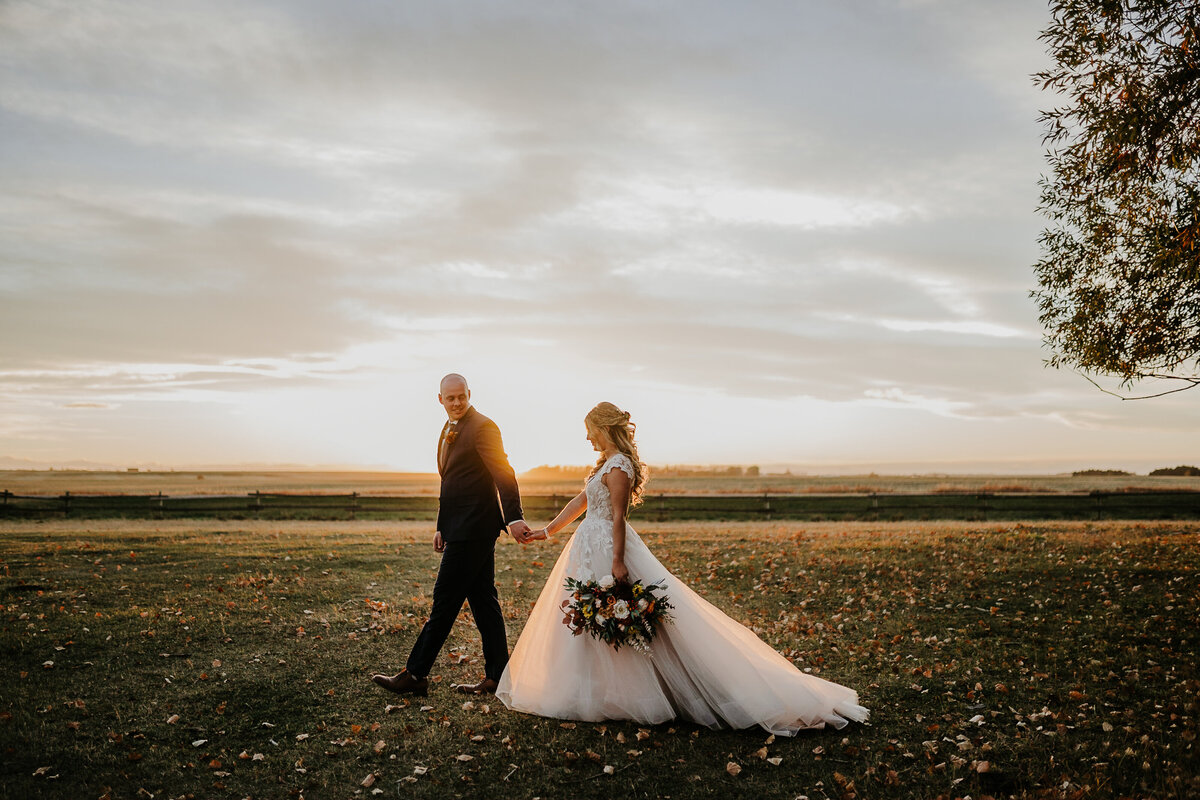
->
xmin=4 ymin=489 xmax=1200 ymax=522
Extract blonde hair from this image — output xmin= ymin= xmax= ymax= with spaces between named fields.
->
xmin=585 ymin=402 xmax=649 ymax=507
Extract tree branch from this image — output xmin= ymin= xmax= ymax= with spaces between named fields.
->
xmin=1080 ymin=371 xmax=1200 ymax=400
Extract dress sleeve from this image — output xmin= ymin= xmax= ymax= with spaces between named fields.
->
xmin=600 ymin=453 xmax=636 ymax=482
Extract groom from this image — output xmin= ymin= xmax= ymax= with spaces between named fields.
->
xmin=372 ymin=373 xmax=533 ymax=696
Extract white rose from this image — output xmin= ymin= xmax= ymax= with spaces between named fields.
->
xmin=598 ymin=575 xmax=615 ymax=589
xmin=595 ymin=614 xmax=607 ymax=625
xmin=637 ymin=598 xmax=648 ymax=610
xmin=614 ymin=600 xmax=630 ymax=619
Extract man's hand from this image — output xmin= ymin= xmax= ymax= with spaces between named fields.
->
xmin=509 ymin=520 xmax=532 ymax=544
xmin=433 ymin=531 xmax=445 ymax=553
xmin=527 ymin=528 xmax=548 ymax=541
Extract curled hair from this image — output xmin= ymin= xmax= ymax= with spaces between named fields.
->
xmin=585 ymin=402 xmax=649 ymax=507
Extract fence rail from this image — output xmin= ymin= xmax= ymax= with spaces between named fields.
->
xmin=4 ymin=489 xmax=1200 ymax=522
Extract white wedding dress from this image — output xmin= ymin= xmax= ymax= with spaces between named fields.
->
xmin=496 ymin=453 xmax=868 ymax=735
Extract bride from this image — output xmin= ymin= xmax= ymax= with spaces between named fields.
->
xmin=495 ymin=402 xmax=868 ymax=735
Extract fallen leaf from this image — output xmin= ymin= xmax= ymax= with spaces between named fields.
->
xmin=455 ymin=754 xmax=474 ymax=762
xmin=191 ymin=739 xmax=207 ymax=747
xmin=767 ymin=757 xmax=783 ymax=766
xmin=361 ymin=773 xmax=376 ymax=787
xmin=374 ymin=740 xmax=386 ymax=753
xmin=166 ymin=715 xmax=180 ymax=725
xmin=413 ymin=766 xmax=428 ymax=775
xmin=603 ymin=765 xmax=614 ymax=774
xmin=754 ymin=747 xmax=768 ymax=759
xmin=726 ymin=762 xmax=742 ymax=776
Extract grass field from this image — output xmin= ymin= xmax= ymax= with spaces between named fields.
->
xmin=1 ymin=520 xmax=1197 ymax=799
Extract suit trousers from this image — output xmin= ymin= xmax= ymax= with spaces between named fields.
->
xmin=406 ymin=539 xmax=509 ymax=681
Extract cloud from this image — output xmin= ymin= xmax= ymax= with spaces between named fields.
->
xmin=8 ymin=0 xmax=1198 ymax=468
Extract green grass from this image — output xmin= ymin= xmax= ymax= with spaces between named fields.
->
xmin=1 ymin=520 xmax=1197 ymax=799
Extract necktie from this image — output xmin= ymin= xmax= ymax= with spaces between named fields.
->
xmin=439 ymin=422 xmax=455 ymax=470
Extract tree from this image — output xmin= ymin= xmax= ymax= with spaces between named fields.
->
xmin=1034 ymin=1 xmax=1200 ymax=397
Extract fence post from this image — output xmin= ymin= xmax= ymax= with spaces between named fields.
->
xmin=250 ymin=490 xmax=262 ymax=517
xmin=1 ymin=489 xmax=9 ymax=506
xmin=350 ymin=491 xmax=358 ymax=520
xmin=763 ymin=492 xmax=771 ymax=518
xmin=62 ymin=491 xmax=71 ymax=515
xmin=978 ymin=493 xmax=988 ymax=522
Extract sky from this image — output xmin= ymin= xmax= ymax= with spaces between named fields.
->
xmin=2 ymin=0 xmax=1199 ymax=475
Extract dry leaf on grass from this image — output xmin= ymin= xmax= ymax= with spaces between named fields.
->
xmin=726 ymin=762 xmax=742 ymax=776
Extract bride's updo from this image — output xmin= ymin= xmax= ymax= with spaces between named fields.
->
xmin=585 ymin=402 xmax=649 ymax=507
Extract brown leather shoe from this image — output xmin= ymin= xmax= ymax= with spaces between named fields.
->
xmin=371 ymin=669 xmax=429 ymax=696
xmin=454 ymin=677 xmax=498 ymax=695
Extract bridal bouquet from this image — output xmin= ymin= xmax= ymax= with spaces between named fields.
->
xmin=560 ymin=575 xmax=674 ymax=653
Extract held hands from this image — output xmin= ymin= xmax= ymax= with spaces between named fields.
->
xmin=509 ymin=520 xmax=534 ymax=544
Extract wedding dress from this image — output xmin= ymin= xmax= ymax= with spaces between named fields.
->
xmin=496 ymin=453 xmax=868 ymax=735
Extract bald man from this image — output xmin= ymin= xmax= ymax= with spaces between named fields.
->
xmin=372 ymin=374 xmax=532 ymax=696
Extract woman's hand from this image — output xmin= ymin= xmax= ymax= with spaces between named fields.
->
xmin=612 ymin=560 xmax=630 ymax=583
xmin=529 ymin=528 xmax=548 ymax=540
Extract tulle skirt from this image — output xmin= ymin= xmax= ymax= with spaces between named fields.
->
xmin=496 ymin=519 xmax=868 ymax=735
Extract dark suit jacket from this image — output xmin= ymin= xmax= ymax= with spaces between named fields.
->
xmin=436 ymin=406 xmax=524 ymax=542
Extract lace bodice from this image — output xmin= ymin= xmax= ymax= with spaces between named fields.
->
xmin=566 ymin=453 xmax=637 ymax=580
xmin=584 ymin=453 xmax=636 ymax=521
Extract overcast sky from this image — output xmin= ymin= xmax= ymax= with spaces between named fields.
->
xmin=2 ymin=0 xmax=1198 ymax=474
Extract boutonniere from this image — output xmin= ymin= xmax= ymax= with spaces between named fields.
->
xmin=445 ymin=428 xmax=459 ymax=446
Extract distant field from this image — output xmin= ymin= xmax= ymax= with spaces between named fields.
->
xmin=1 ymin=519 xmax=1196 ymax=799
xmin=6 ymin=469 xmax=1200 ymax=496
